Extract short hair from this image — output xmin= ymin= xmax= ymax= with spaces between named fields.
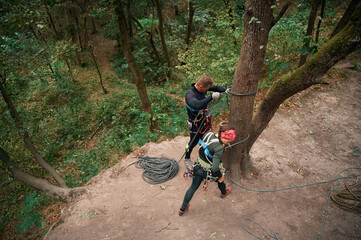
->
xmin=196 ymin=75 xmax=213 ymax=87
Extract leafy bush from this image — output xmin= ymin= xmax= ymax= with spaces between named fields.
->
xmin=16 ymin=192 xmax=45 ymax=234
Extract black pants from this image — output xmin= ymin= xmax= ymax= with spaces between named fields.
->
xmin=180 ymin=165 xmax=227 ymax=211
xmin=185 ymin=120 xmax=207 ymax=159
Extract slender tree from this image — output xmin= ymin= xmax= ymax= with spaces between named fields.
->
xmin=185 ymin=1 xmax=195 ymax=47
xmin=155 ymin=0 xmax=172 ymax=77
xmin=115 ymin=1 xmax=159 ymax=132
xmin=329 ymin=0 xmax=361 ymax=38
xmin=315 ymin=0 xmax=326 ymax=43
xmin=0 ymin=148 xmax=84 ymax=202
xmin=0 ymin=73 xmax=67 ymax=188
xmin=298 ymin=0 xmax=319 ymax=67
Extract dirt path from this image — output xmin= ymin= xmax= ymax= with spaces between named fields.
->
xmin=46 ymin=65 xmax=361 ymax=240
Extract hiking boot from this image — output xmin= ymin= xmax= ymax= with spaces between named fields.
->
xmin=185 ymin=158 xmax=193 ymax=170
xmin=220 ymin=187 xmax=231 ymax=198
xmin=178 ymin=204 xmax=189 ymax=216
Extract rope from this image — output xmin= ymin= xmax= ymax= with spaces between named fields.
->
xmin=352 ymin=146 xmax=361 ymax=157
xmin=131 ymin=156 xmax=179 ymax=184
xmin=241 ymin=218 xmax=281 ymax=240
xmin=331 ymin=182 xmax=361 ymax=213
xmin=225 ymin=134 xmax=250 ymax=149
xmin=229 ymin=91 xmax=257 ymax=96
xmin=226 ymin=167 xmax=361 ymax=240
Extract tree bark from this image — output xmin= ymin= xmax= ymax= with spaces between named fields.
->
xmin=0 ymin=148 xmax=83 ymax=202
xmin=115 ymin=1 xmax=159 ymax=132
xmin=185 ymin=1 xmax=195 ymax=47
xmin=298 ymin=0 xmax=319 ymax=67
xmin=223 ymin=0 xmax=275 ymax=179
xmin=271 ymin=1 xmax=292 ymax=27
xmin=315 ymin=0 xmax=326 ymax=43
xmin=65 ymin=58 xmax=76 ymax=82
xmin=0 ymin=80 xmax=68 ymax=188
xmin=249 ymin=4 xmax=361 ymax=150
xmin=155 ymin=0 xmax=172 ymax=76
xmin=89 ymin=43 xmax=108 ymax=94
xmin=42 ymin=0 xmax=60 ymax=39
xmin=329 ymin=0 xmax=360 ymax=39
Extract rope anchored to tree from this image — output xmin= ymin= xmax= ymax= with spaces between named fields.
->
xmin=229 ymin=91 xmax=257 ymax=96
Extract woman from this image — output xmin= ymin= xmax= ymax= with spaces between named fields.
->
xmin=179 ymin=124 xmax=236 ymax=216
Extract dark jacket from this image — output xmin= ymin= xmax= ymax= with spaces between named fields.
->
xmin=185 ymin=83 xmax=225 ymax=121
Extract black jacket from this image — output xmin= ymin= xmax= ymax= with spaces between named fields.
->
xmin=185 ymin=83 xmax=225 ymax=121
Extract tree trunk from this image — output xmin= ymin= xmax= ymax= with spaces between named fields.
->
xmin=42 ymin=0 xmax=60 ymax=39
xmin=64 ymin=58 xmax=76 ymax=82
xmin=315 ymin=0 xmax=326 ymax=43
xmin=154 ymin=0 xmax=172 ymax=77
xmin=223 ymin=0 xmax=275 ymax=179
xmin=185 ymin=1 xmax=195 ymax=47
xmin=298 ymin=0 xmax=319 ymax=67
xmin=74 ymin=15 xmax=83 ymax=50
xmin=91 ymin=16 xmax=97 ymax=34
xmin=0 ymin=148 xmax=83 ymax=202
xmin=329 ymin=0 xmax=360 ymax=39
xmin=249 ymin=4 xmax=361 ymax=150
xmin=89 ymin=43 xmax=108 ymax=94
xmin=0 ymin=81 xmax=68 ymax=188
xmin=115 ymin=1 xmax=159 ymax=132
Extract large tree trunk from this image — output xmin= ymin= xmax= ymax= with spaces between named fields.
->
xmin=223 ymin=0 xmax=275 ymax=179
xmin=329 ymin=0 xmax=360 ymax=39
xmin=115 ymin=1 xmax=159 ymax=132
xmin=185 ymin=1 xmax=195 ymax=47
xmin=249 ymin=4 xmax=361 ymax=150
xmin=0 ymin=148 xmax=83 ymax=202
xmin=0 ymin=81 xmax=68 ymax=188
xmin=298 ymin=0 xmax=319 ymax=67
xmin=155 ymin=0 xmax=172 ymax=77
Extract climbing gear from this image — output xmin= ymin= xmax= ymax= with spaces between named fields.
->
xmin=178 ymin=204 xmax=189 ymax=216
xmin=126 ymin=156 xmax=179 ymax=184
xmin=194 ymin=108 xmax=212 ymax=134
xmin=183 ymin=169 xmax=193 ymax=179
xmin=229 ymin=91 xmax=257 ymax=96
xmin=220 ymin=129 xmax=237 ymax=141
xmin=220 ymin=187 xmax=231 ymax=198
xmin=198 ymin=131 xmax=219 ymax=160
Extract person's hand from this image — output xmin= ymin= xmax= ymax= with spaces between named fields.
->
xmin=218 ymin=175 xmax=225 ymax=183
xmin=212 ymin=92 xmax=221 ymax=101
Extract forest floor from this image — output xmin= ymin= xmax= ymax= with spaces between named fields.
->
xmin=43 ymin=59 xmax=361 ymax=240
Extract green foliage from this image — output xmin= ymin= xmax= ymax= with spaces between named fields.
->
xmin=178 ymin=10 xmax=242 ymax=86
xmin=16 ymin=192 xmax=45 ymax=234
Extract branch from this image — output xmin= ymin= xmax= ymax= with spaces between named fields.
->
xmin=249 ymin=3 xmax=361 ymax=150
xmin=271 ymin=1 xmax=292 ymax=28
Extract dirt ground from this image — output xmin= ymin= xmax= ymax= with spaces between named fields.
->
xmin=45 ymin=64 xmax=361 ymax=240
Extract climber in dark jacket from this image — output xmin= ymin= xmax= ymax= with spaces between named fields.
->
xmin=179 ymin=124 xmax=236 ymax=216
xmin=184 ymin=75 xmax=228 ymax=170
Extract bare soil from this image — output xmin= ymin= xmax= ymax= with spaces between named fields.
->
xmin=45 ymin=64 xmax=361 ymax=240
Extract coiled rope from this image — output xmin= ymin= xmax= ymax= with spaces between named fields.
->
xmin=130 ymin=156 xmax=179 ymax=184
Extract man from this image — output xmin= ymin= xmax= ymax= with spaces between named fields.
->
xmin=184 ymin=75 xmax=227 ymax=170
